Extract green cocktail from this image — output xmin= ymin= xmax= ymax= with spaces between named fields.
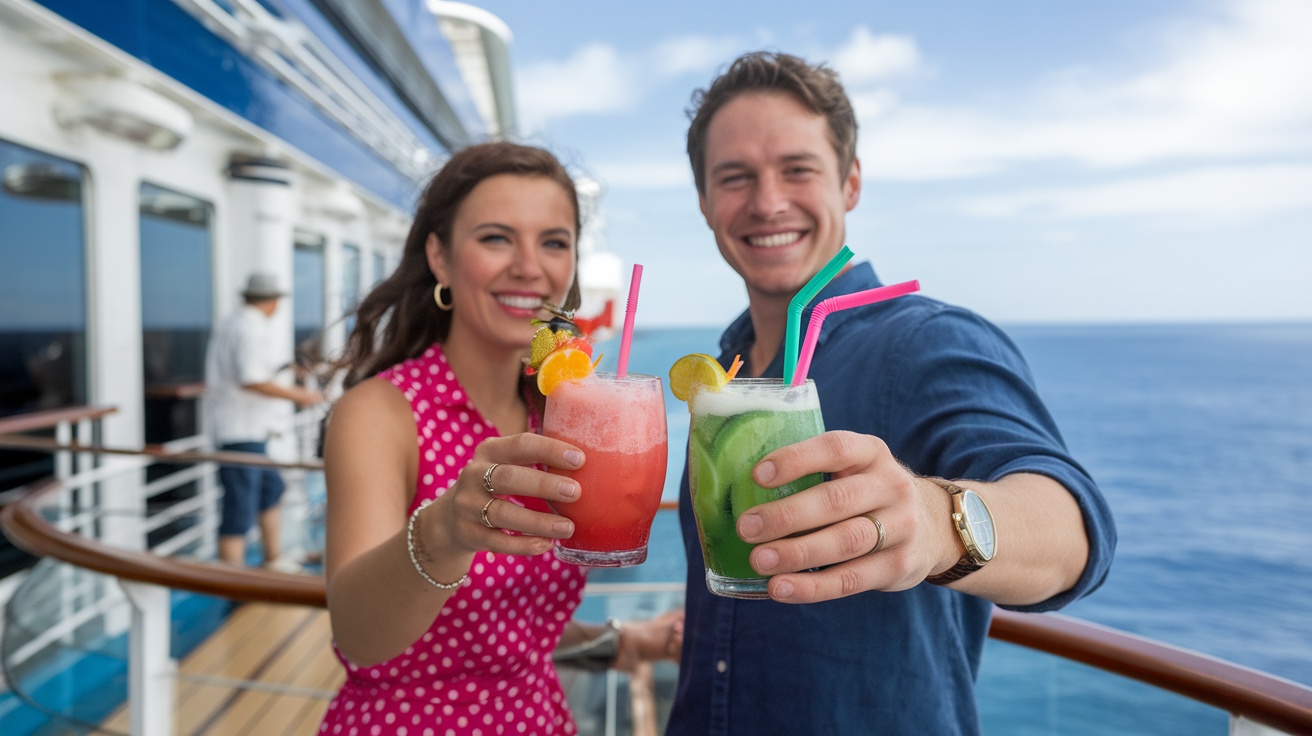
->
xmin=687 ymin=378 xmax=825 ymax=598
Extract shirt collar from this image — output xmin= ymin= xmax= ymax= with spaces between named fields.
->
xmin=719 ymin=262 xmax=885 ymax=370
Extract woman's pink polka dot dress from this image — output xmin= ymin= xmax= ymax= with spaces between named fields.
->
xmin=319 ymin=344 xmax=587 ymax=735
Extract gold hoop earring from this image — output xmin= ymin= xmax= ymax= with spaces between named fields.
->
xmin=434 ymin=282 xmax=453 ymax=311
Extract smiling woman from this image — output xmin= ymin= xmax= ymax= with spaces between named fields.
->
xmin=317 ymin=141 xmax=683 ymax=735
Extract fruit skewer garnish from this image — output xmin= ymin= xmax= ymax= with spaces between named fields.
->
xmin=526 ymin=302 xmax=602 ymax=395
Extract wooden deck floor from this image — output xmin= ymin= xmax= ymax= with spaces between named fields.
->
xmin=96 ymin=600 xmax=664 ymax=735
xmin=102 ymin=603 xmax=344 ymax=736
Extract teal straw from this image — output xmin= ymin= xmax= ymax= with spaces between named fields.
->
xmin=783 ymin=246 xmax=853 ymax=384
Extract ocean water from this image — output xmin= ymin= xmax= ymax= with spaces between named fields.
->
xmin=589 ymin=322 xmax=1312 ymax=729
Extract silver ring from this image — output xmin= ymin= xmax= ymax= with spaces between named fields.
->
xmin=480 ymin=497 xmax=499 ymax=529
xmin=860 ymin=513 xmax=886 ymax=555
xmin=482 ymin=463 xmax=500 ymax=495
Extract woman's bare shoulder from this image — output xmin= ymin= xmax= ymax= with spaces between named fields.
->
xmin=326 ymin=376 xmax=414 ymax=443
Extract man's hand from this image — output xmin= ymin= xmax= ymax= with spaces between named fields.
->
xmin=732 ymin=430 xmax=960 ymax=604
xmin=243 ymin=381 xmax=323 ymax=408
xmin=732 ymin=430 xmax=1090 ymax=606
xmin=613 ymin=610 xmax=684 ymax=673
xmin=292 ymin=387 xmax=324 ymax=408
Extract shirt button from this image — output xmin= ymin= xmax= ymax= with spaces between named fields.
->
xmin=716 ymin=660 xmax=728 ymax=673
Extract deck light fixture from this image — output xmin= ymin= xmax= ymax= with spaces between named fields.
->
xmin=54 ymin=74 xmax=193 ymax=150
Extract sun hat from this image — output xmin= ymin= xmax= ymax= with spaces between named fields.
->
xmin=240 ymin=272 xmax=287 ymax=300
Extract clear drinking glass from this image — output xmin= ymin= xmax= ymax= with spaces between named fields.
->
xmin=542 ymin=372 xmax=668 ymax=566
xmin=687 ymin=378 xmax=826 ymax=598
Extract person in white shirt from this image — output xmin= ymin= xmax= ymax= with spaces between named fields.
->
xmin=205 ymin=272 xmax=322 ymax=570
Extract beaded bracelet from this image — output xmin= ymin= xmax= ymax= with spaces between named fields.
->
xmin=406 ymin=498 xmax=467 ymax=590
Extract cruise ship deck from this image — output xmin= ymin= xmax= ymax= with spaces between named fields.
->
xmin=3 ymin=1 xmax=1312 ymax=734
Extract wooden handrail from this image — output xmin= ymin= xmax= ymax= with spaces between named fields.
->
xmin=1 ymin=478 xmax=326 ymax=607
xmin=989 ymin=610 xmax=1312 ymax=734
xmin=0 ymin=434 xmax=323 ymax=471
xmin=0 ymin=405 xmax=117 ymax=434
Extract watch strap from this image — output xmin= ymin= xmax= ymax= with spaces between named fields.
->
xmin=925 ymin=554 xmax=985 ymax=585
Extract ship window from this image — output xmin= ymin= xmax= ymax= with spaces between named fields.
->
xmin=342 ymin=242 xmax=361 ymax=337
xmin=0 ymin=141 xmax=89 ymax=419
xmin=0 ymin=138 xmax=89 ymax=577
xmin=139 ymin=182 xmax=213 ymax=441
xmin=294 ymin=230 xmax=326 ymax=365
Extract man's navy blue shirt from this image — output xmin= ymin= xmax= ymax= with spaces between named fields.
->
xmin=665 ymin=263 xmax=1116 ymax=735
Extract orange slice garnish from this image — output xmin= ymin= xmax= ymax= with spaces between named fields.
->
xmin=537 ymin=348 xmax=595 ymax=395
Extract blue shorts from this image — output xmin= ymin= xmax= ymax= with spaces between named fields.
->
xmin=217 ymin=442 xmax=285 ymax=537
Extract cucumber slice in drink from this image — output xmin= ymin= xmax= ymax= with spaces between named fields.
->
xmin=711 ymin=411 xmax=784 ymax=516
xmin=714 ymin=409 xmax=825 ymax=516
xmin=692 ymin=413 xmax=729 ymax=451
xmin=689 ymin=433 xmax=722 ymax=526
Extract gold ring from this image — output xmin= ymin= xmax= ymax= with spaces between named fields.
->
xmin=861 ymin=513 xmax=886 ymax=555
xmin=480 ymin=497 xmax=499 ymax=529
xmin=482 ymin=463 xmax=500 ymax=495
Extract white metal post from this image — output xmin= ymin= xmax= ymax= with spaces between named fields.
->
xmin=120 ymin=580 xmax=174 ymax=736
xmin=1231 ymin=716 xmax=1292 ymax=735
xmin=54 ymin=419 xmax=72 ymax=480
xmin=605 ymin=668 xmax=618 ymax=736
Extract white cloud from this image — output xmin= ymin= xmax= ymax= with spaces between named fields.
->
xmin=517 ymin=34 xmax=737 ymax=131
xmin=650 ymin=36 xmax=741 ymax=78
xmin=963 ymin=164 xmax=1312 ymax=221
xmin=830 ymin=27 xmax=925 ymax=87
xmin=859 ymin=0 xmax=1312 ymax=179
xmin=517 ymin=44 xmax=636 ymax=130
xmin=848 ymin=87 xmax=901 ymax=122
xmin=1056 ymin=0 xmax=1312 ymax=123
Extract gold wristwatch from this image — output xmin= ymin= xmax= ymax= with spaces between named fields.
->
xmin=924 ymin=478 xmax=997 ymax=585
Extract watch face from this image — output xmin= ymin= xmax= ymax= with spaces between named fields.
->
xmin=961 ymin=490 xmax=996 ymax=560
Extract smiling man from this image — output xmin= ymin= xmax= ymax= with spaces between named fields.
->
xmin=667 ymin=52 xmax=1117 ymax=735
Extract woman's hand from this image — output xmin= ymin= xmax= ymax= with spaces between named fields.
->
xmin=420 ymin=432 xmax=585 ymax=560
xmin=613 ymin=610 xmax=685 ymax=673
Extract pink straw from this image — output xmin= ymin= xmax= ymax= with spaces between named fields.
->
xmin=791 ymin=280 xmax=921 ymax=386
xmin=615 ymin=264 xmax=643 ymax=378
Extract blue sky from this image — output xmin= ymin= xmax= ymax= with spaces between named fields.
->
xmin=475 ymin=0 xmax=1312 ymax=327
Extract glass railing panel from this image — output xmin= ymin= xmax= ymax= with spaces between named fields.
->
xmin=978 ymin=638 xmax=1229 ymax=735
xmin=562 ymin=587 xmax=684 ymax=736
xmin=0 ymin=557 xmax=232 ymax=735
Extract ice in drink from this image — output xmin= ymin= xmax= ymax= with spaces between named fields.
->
xmin=542 ymin=372 xmax=668 ymax=567
xmin=687 ymin=378 xmax=824 ymax=598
